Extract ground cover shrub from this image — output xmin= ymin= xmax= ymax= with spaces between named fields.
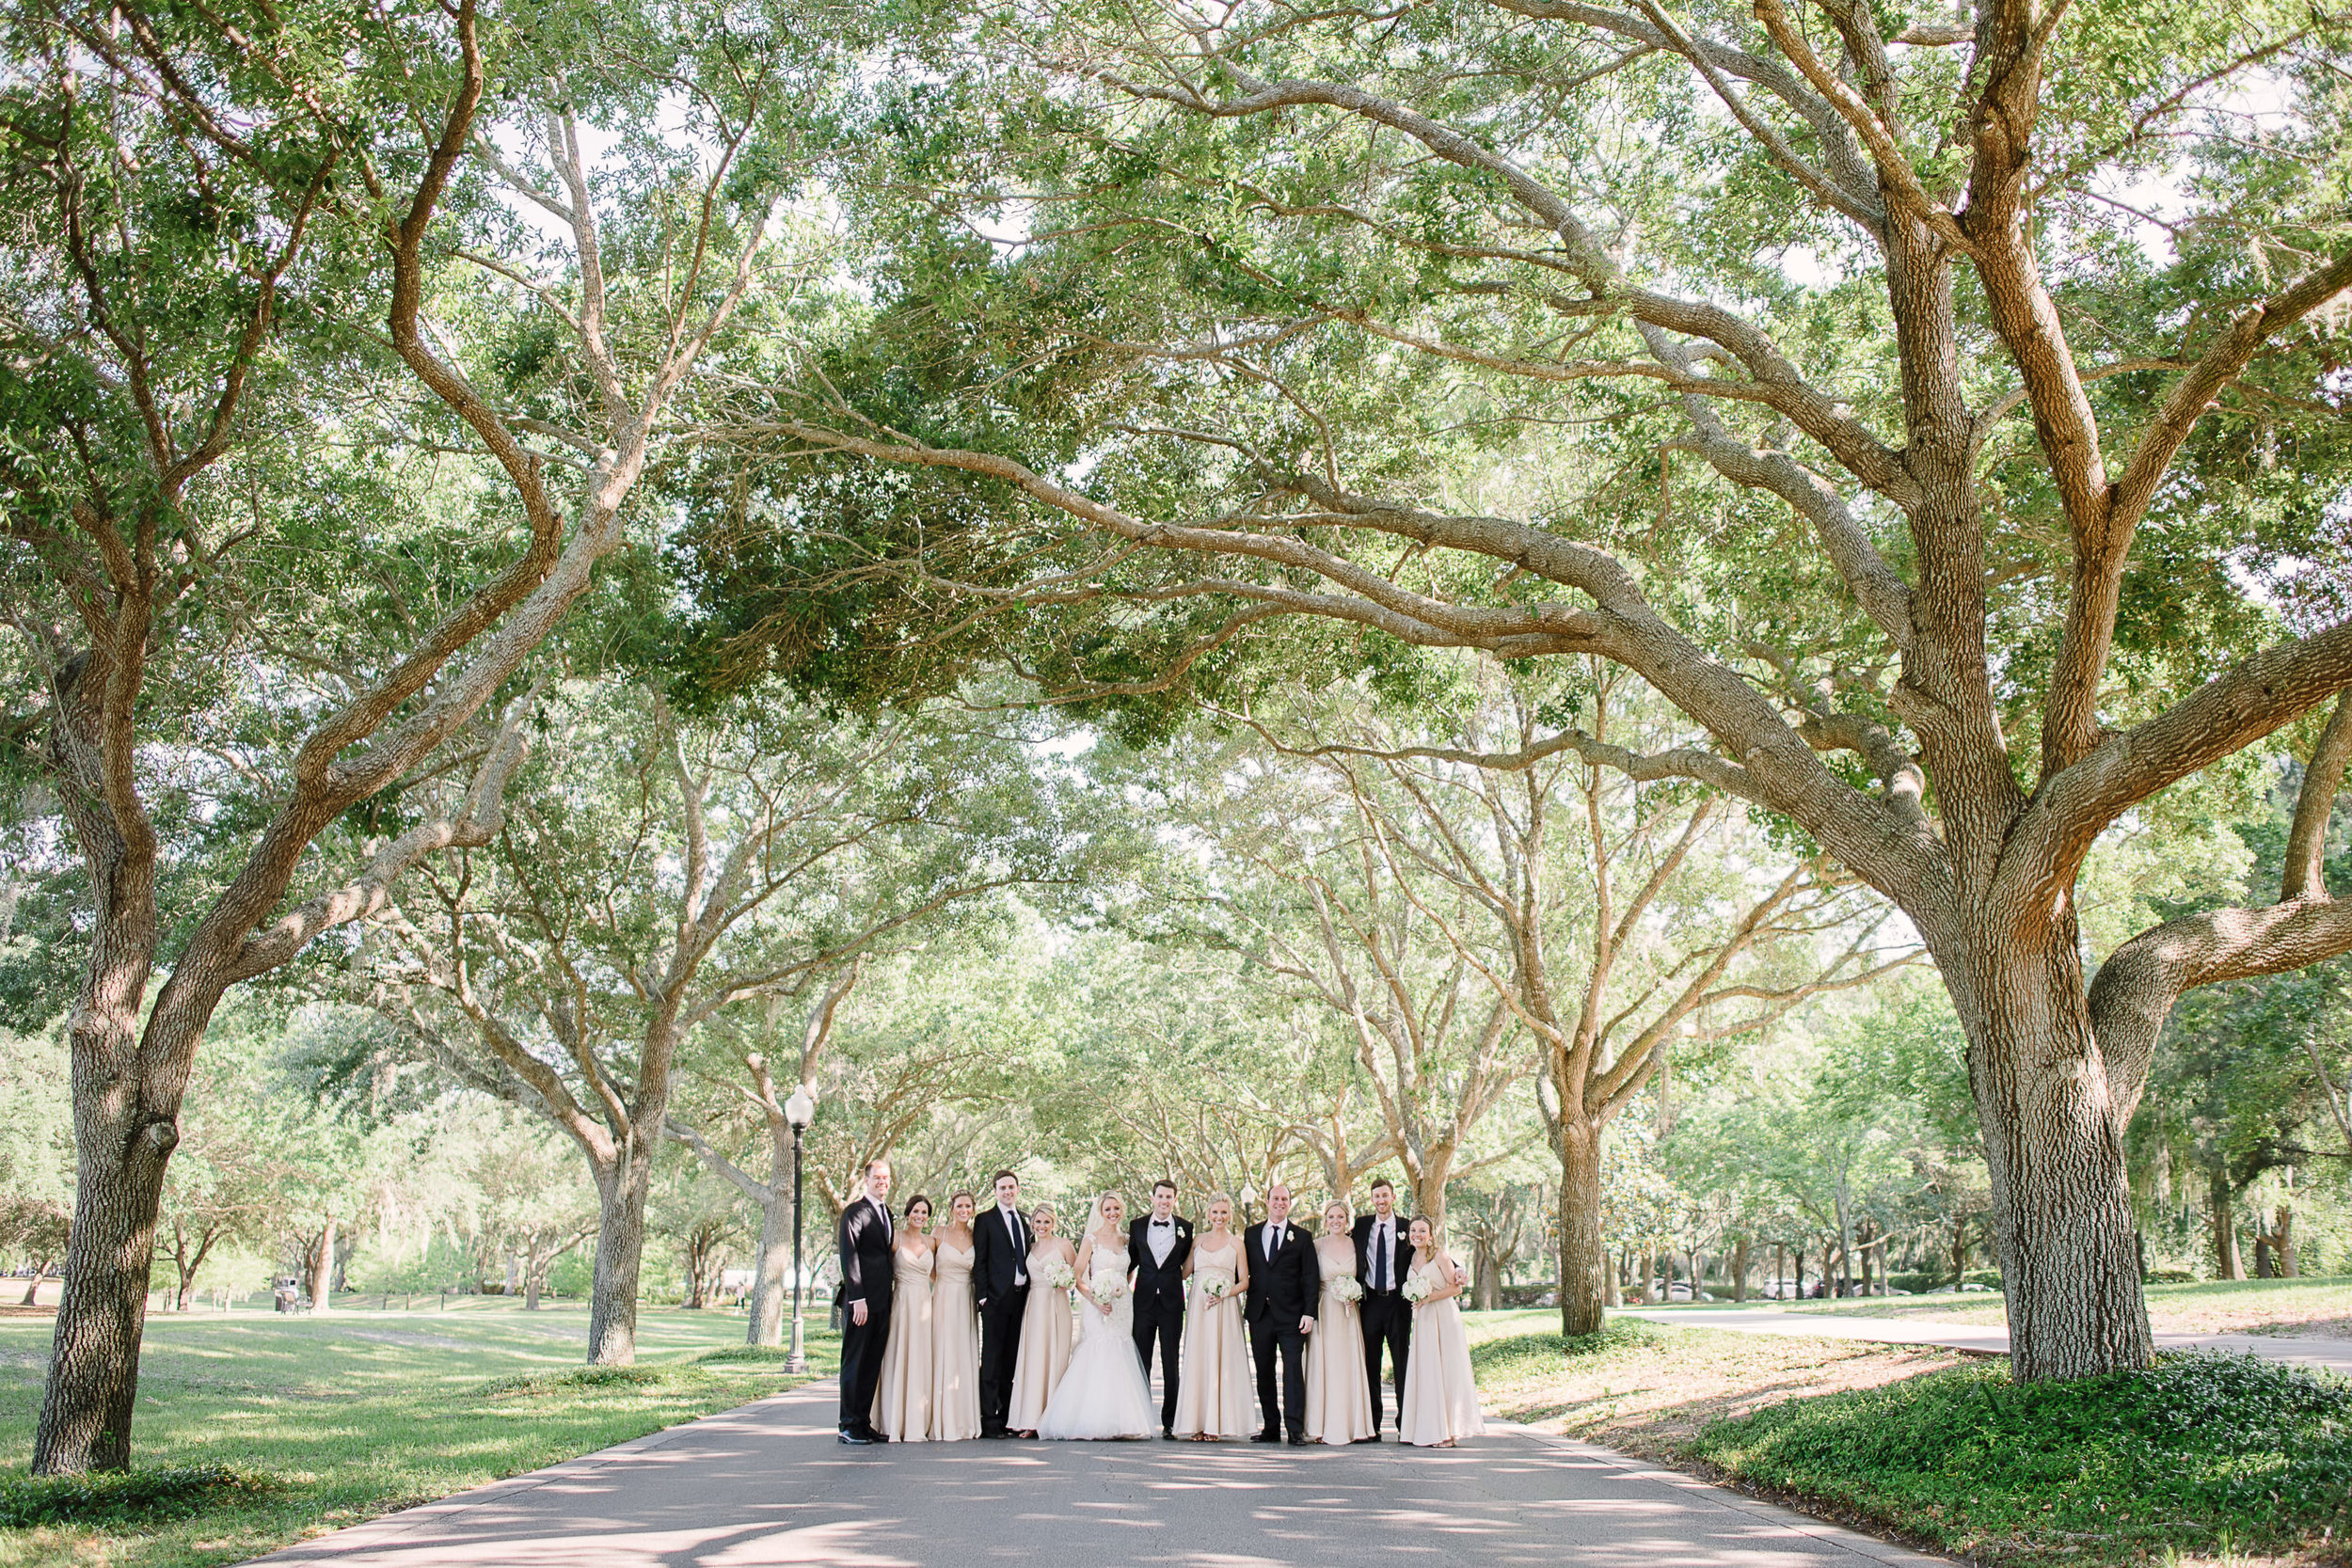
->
xmin=0 ymin=1466 xmax=274 ymax=1529
xmin=1687 ymin=1351 xmax=2352 ymax=1561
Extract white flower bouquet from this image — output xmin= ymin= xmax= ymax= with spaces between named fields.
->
xmin=1197 ymin=1268 xmax=1232 ymax=1302
xmin=1402 ymin=1274 xmax=1435 ymax=1305
xmin=1327 ymin=1275 xmax=1364 ymax=1305
xmin=1041 ymin=1259 xmax=1076 ymax=1291
xmin=1089 ymin=1271 xmax=1129 ymax=1305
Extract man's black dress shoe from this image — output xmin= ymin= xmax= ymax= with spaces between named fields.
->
xmin=1287 ymin=1434 xmax=1309 ymax=1446
xmin=1251 ymin=1429 xmax=1280 ymax=1443
xmin=868 ymin=1430 xmax=890 ymax=1443
xmin=1162 ymin=1428 xmax=1176 ymax=1440
xmin=838 ymin=1429 xmax=874 ymax=1446
xmin=1351 ymin=1433 xmax=1380 ymax=1444
xmin=979 ymin=1429 xmax=1010 ymax=1440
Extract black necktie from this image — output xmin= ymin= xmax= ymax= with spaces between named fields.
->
xmin=1375 ymin=1223 xmax=1389 ymax=1291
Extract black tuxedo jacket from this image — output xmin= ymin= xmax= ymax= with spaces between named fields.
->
xmin=1351 ymin=1212 xmax=1417 ymax=1294
xmin=1129 ymin=1214 xmax=1193 ymax=1308
xmin=837 ymin=1196 xmax=895 ymax=1308
xmin=1244 ymin=1219 xmax=1321 ymax=1325
xmin=971 ymin=1202 xmax=1033 ymax=1307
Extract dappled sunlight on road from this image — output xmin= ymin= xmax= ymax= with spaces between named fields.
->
xmin=245 ymin=1381 xmax=1944 ymax=1568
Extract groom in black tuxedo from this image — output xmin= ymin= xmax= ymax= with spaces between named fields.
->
xmin=1353 ymin=1177 xmax=1416 ymax=1440
xmin=971 ymin=1168 xmax=1031 ymax=1438
xmin=834 ymin=1158 xmax=896 ymax=1445
xmin=1243 ymin=1181 xmax=1320 ymax=1445
xmin=1129 ymin=1179 xmax=1192 ymax=1437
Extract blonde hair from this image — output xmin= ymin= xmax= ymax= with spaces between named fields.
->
xmin=1323 ymin=1197 xmax=1351 ymax=1227
xmin=1206 ymin=1190 xmax=1235 ymax=1218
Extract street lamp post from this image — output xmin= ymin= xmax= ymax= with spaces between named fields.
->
xmin=783 ymin=1084 xmax=817 ymax=1375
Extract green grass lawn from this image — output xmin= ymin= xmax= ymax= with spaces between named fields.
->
xmin=1769 ymin=1275 xmax=2352 ymax=1338
xmin=1468 ymin=1305 xmax=2352 ymax=1565
xmin=0 ymin=1300 xmax=838 ymax=1568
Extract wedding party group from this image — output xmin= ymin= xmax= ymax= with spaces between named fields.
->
xmin=833 ymin=1160 xmax=1486 ymax=1449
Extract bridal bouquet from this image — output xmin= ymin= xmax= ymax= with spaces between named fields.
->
xmin=1089 ymin=1271 xmax=1129 ymax=1305
xmin=1327 ymin=1275 xmax=1364 ymax=1305
xmin=1041 ymin=1259 xmax=1076 ymax=1291
xmin=1401 ymin=1274 xmax=1435 ymax=1305
xmin=1197 ymin=1268 xmax=1232 ymax=1303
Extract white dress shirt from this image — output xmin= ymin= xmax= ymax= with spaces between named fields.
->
xmin=998 ymin=1203 xmax=1026 ymax=1286
xmin=1148 ymin=1217 xmax=1176 ymax=1266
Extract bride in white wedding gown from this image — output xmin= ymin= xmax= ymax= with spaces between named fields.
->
xmin=1036 ymin=1192 xmax=1157 ymax=1440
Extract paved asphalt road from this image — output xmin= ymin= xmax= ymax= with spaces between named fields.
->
xmin=246 ymin=1377 xmax=1946 ymax=1568
xmin=1620 ymin=1307 xmax=2352 ymax=1376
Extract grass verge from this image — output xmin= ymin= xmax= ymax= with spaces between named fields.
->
xmin=1468 ymin=1310 xmax=2352 ymax=1565
xmin=1776 ymin=1275 xmax=2352 ymax=1339
xmin=0 ymin=1305 xmax=838 ymax=1568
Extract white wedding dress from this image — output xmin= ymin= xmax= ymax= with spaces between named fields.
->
xmin=1036 ymin=1237 xmax=1156 ymax=1440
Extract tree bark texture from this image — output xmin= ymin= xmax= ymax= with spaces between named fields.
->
xmin=586 ymin=1144 xmax=656 ymax=1366
xmin=746 ymin=1190 xmax=790 ymax=1348
xmin=37 ymin=1119 xmax=172 ymax=1473
xmin=310 ymin=1217 xmax=337 ymax=1312
xmin=1554 ymin=1120 xmax=1607 ymax=1337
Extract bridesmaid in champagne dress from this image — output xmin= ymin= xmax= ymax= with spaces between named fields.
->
xmin=930 ymin=1191 xmax=982 ymax=1441
xmin=1171 ymin=1192 xmax=1252 ymax=1439
xmin=871 ymin=1195 xmax=936 ymax=1442
xmin=1306 ymin=1198 xmax=1374 ymax=1444
xmin=1008 ymin=1203 xmax=1077 ymax=1436
xmin=1397 ymin=1215 xmax=1483 ymax=1448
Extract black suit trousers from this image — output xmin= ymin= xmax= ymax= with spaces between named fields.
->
xmin=978 ymin=1288 xmax=1027 ymax=1433
xmin=1359 ymin=1291 xmax=1410 ymax=1431
xmin=1134 ymin=1292 xmax=1183 ymax=1429
xmin=838 ymin=1288 xmax=894 ymax=1432
xmin=1249 ymin=1313 xmax=1309 ymax=1440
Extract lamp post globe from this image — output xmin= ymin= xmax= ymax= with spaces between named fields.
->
xmin=783 ymin=1085 xmax=816 ymax=1374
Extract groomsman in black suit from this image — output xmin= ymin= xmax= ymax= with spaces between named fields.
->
xmin=835 ymin=1158 xmax=896 ymax=1444
xmin=1243 ymin=1181 xmax=1321 ymax=1446
xmin=971 ymin=1168 xmax=1032 ymax=1438
xmin=1129 ymin=1179 xmax=1193 ymax=1437
xmin=1353 ymin=1177 xmax=1415 ymax=1441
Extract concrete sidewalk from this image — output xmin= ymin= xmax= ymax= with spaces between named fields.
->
xmin=244 ymin=1376 xmax=1949 ymax=1567
xmin=1622 ymin=1307 xmax=2352 ymax=1375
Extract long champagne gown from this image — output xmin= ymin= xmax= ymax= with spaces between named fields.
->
xmin=1170 ymin=1235 xmax=1251 ymax=1438
xmin=1398 ymin=1257 xmax=1485 ymax=1447
xmin=1008 ymin=1243 xmax=1075 ymax=1432
xmin=930 ymin=1235 xmax=982 ymax=1441
xmin=1305 ymin=1234 xmax=1373 ymax=1443
xmin=871 ymin=1239 xmax=935 ymax=1441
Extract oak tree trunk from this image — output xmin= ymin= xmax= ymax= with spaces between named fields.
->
xmin=745 ymin=1195 xmax=789 ymax=1347
xmin=35 ymin=1118 xmax=173 ymax=1473
xmin=1963 ymin=932 xmax=2153 ymax=1381
xmin=586 ymin=1141 xmax=657 ymax=1365
xmin=2206 ymin=1166 xmax=2243 ymax=1279
xmin=310 ymin=1217 xmax=336 ymax=1312
xmin=1732 ymin=1235 xmax=1749 ymax=1303
xmin=1554 ymin=1120 xmax=1607 ymax=1337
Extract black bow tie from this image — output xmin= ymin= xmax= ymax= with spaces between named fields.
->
xmin=1152 ymin=1220 xmax=1172 ymax=1227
